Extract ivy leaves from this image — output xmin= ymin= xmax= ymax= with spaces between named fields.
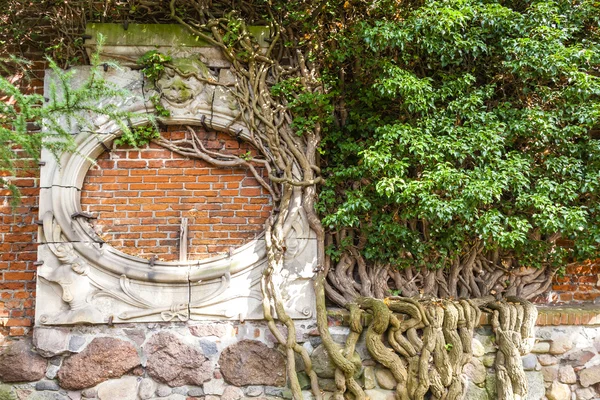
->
xmin=320 ymin=0 xmax=600 ymax=269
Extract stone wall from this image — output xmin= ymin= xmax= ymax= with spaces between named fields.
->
xmin=2 ymin=311 xmax=600 ymax=400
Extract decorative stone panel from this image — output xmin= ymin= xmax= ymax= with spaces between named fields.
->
xmin=36 ymin=49 xmax=316 ymax=325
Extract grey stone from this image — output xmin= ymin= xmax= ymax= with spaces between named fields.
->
xmin=123 ymin=329 xmax=147 ymax=347
xmin=34 ymin=329 xmax=71 ymax=358
xmin=189 ymin=324 xmax=228 ymax=338
xmin=96 ymin=377 xmax=139 ymax=400
xmin=472 ymin=339 xmax=485 ymax=357
xmin=46 ymin=365 xmax=60 ymax=380
xmin=264 ymin=386 xmax=284 ymax=396
xmin=220 ymin=340 xmax=286 ymax=386
xmin=67 ymin=390 xmax=81 ymax=400
xmin=222 ymin=386 xmax=244 ymax=400
xmin=522 ymin=354 xmax=538 ymax=371
xmin=575 ymin=387 xmax=597 ymax=400
xmin=203 ymin=379 xmax=226 ymax=395
xmin=363 ymin=366 xmax=376 ymax=390
xmin=531 ymin=342 xmax=550 ymax=354
xmin=302 ymin=341 xmax=314 ymax=356
xmin=485 ymin=373 xmax=497 ymax=399
xmin=297 ymin=372 xmax=311 ymax=390
xmin=464 ymin=359 xmax=486 ymax=385
xmin=27 ymin=392 xmax=69 ymax=400
xmin=482 ymin=355 xmax=495 ymax=368
xmin=148 ymin=395 xmax=186 ymax=400
xmin=67 ymin=336 xmax=86 ymax=353
xmin=81 ymin=388 xmax=97 ymax=398
xmin=549 ymin=337 xmax=573 ymax=355
xmin=558 ymin=365 xmax=577 ymax=384
xmin=49 ymin=356 xmax=62 ymax=366
xmin=302 ymin=390 xmax=315 ymax=400
xmin=374 ymin=367 xmax=397 ymax=390
xmin=245 ymin=386 xmax=263 ymax=397
xmin=546 ymin=381 xmax=571 ymax=400
xmin=187 ymin=387 xmax=204 ymax=397
xmin=172 ymin=386 xmax=188 ymax=395
xmin=541 ymin=365 xmax=558 ymax=382
xmin=138 ymin=378 xmax=157 ymax=399
xmin=474 ymin=333 xmax=496 ymax=354
xmin=311 ymin=344 xmax=361 ymax=379
xmin=580 ymin=364 xmax=600 ymax=387
xmin=364 ymin=389 xmax=395 ymax=400
xmin=317 ymin=378 xmax=337 ymax=392
xmin=308 ymin=336 xmax=322 ymax=349
xmin=36 ymin=381 xmax=60 ymax=391
xmin=156 ymin=384 xmax=172 ymax=397
xmin=537 ymin=354 xmax=557 ymax=366
xmin=463 ymin=381 xmax=489 ymax=400
xmin=282 ymin=388 xmax=294 ymax=399
xmin=144 ymin=332 xmax=213 ymax=387
xmin=525 ymin=371 xmax=545 ymax=400
xmin=58 ymin=337 xmax=140 ymax=390
xmin=198 ymin=339 xmax=218 ymax=357
xmin=0 ymin=340 xmax=47 ymax=382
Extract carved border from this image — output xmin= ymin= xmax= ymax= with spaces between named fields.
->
xmin=36 ymin=66 xmax=316 ymax=325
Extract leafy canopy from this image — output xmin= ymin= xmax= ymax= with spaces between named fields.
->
xmin=319 ymin=0 xmax=600 ymax=270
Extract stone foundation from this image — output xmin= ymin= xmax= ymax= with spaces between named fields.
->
xmin=1 ymin=317 xmax=600 ymax=400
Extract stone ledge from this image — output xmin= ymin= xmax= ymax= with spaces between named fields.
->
xmin=327 ymin=305 xmax=600 ymax=327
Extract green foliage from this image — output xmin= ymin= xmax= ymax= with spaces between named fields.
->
xmin=114 ymin=124 xmax=160 ymax=148
xmin=320 ymin=0 xmax=600 ymax=269
xmin=0 ymin=35 xmax=141 ymax=205
xmin=137 ymin=50 xmax=172 ymax=82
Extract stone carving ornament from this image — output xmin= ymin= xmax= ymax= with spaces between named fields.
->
xmin=36 ymin=59 xmax=316 ymax=325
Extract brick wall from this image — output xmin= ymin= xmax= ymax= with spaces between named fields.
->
xmin=544 ymin=260 xmax=600 ymax=304
xmin=80 ymin=127 xmax=272 ymax=261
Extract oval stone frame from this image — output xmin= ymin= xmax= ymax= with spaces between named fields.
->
xmin=35 ymin=66 xmax=316 ymax=325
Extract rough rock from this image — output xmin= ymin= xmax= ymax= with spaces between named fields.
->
xmin=580 ymin=364 xmax=600 ymax=387
xmin=97 ymin=377 xmax=139 ymax=400
xmin=33 ymin=328 xmax=71 ymax=358
xmin=537 ymin=354 xmax=557 ymax=366
xmin=464 ymin=358 xmax=486 ymax=385
xmin=575 ymin=387 xmax=597 ymax=400
xmin=317 ymin=378 xmax=337 ymax=392
xmin=246 ymin=386 xmax=264 ymax=397
xmin=219 ymin=340 xmax=286 ymax=386
xmin=567 ymin=349 xmax=596 ymax=366
xmin=522 ymin=354 xmax=538 ymax=371
xmin=549 ymin=337 xmax=573 ymax=355
xmin=558 ymin=365 xmax=577 ymax=384
xmin=482 ymin=355 xmax=495 ymax=368
xmin=546 ymin=381 xmax=570 ymax=400
xmin=474 ymin=333 xmax=496 ymax=354
xmin=204 ymin=379 xmax=226 ymax=395
xmin=364 ymin=389 xmax=395 ymax=400
xmin=198 ymin=339 xmax=218 ymax=357
xmin=189 ymin=324 xmax=228 ymax=338
xmin=0 ymin=340 xmax=47 ymax=382
xmin=363 ymin=366 xmax=376 ymax=390
xmin=531 ymin=342 xmax=550 ymax=353
xmin=310 ymin=343 xmax=362 ymax=379
xmin=123 ymin=329 xmax=147 ymax=346
xmin=57 ymin=337 xmax=140 ymax=390
xmin=485 ymin=373 xmax=496 ymax=399
xmin=222 ymin=386 xmax=244 ymax=400
xmin=46 ymin=364 xmax=60 ymax=380
xmin=464 ymin=381 xmax=488 ymax=400
xmin=144 ymin=332 xmax=213 ymax=387
xmin=375 ymin=367 xmax=397 ymax=390
xmin=541 ymin=365 xmax=558 ymax=382
xmin=472 ymin=339 xmax=485 ymax=357
xmin=156 ymin=384 xmax=172 ymax=397
xmin=526 ymin=370 xmax=546 ymax=400
xmin=138 ymin=377 xmax=157 ymax=399
xmin=188 ymin=387 xmax=204 ymax=397
xmin=35 ymin=380 xmax=60 ymax=391
xmin=297 ymin=372 xmax=311 ymax=390
xmin=26 ymin=392 xmax=69 ymax=400
xmin=68 ymin=336 xmax=86 ymax=352
xmin=81 ymin=388 xmax=97 ymax=398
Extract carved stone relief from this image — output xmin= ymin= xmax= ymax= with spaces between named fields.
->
xmin=36 ymin=55 xmax=316 ymax=325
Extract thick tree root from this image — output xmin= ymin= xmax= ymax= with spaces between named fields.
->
xmin=312 ymin=286 xmax=537 ymax=400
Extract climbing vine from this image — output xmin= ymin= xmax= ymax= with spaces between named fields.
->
xmin=3 ymin=1 xmax=600 ymax=399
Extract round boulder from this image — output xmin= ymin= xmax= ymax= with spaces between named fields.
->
xmin=58 ymin=337 xmax=140 ymax=390
xmin=219 ymin=339 xmax=286 ymax=386
xmin=0 ymin=340 xmax=47 ymax=382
